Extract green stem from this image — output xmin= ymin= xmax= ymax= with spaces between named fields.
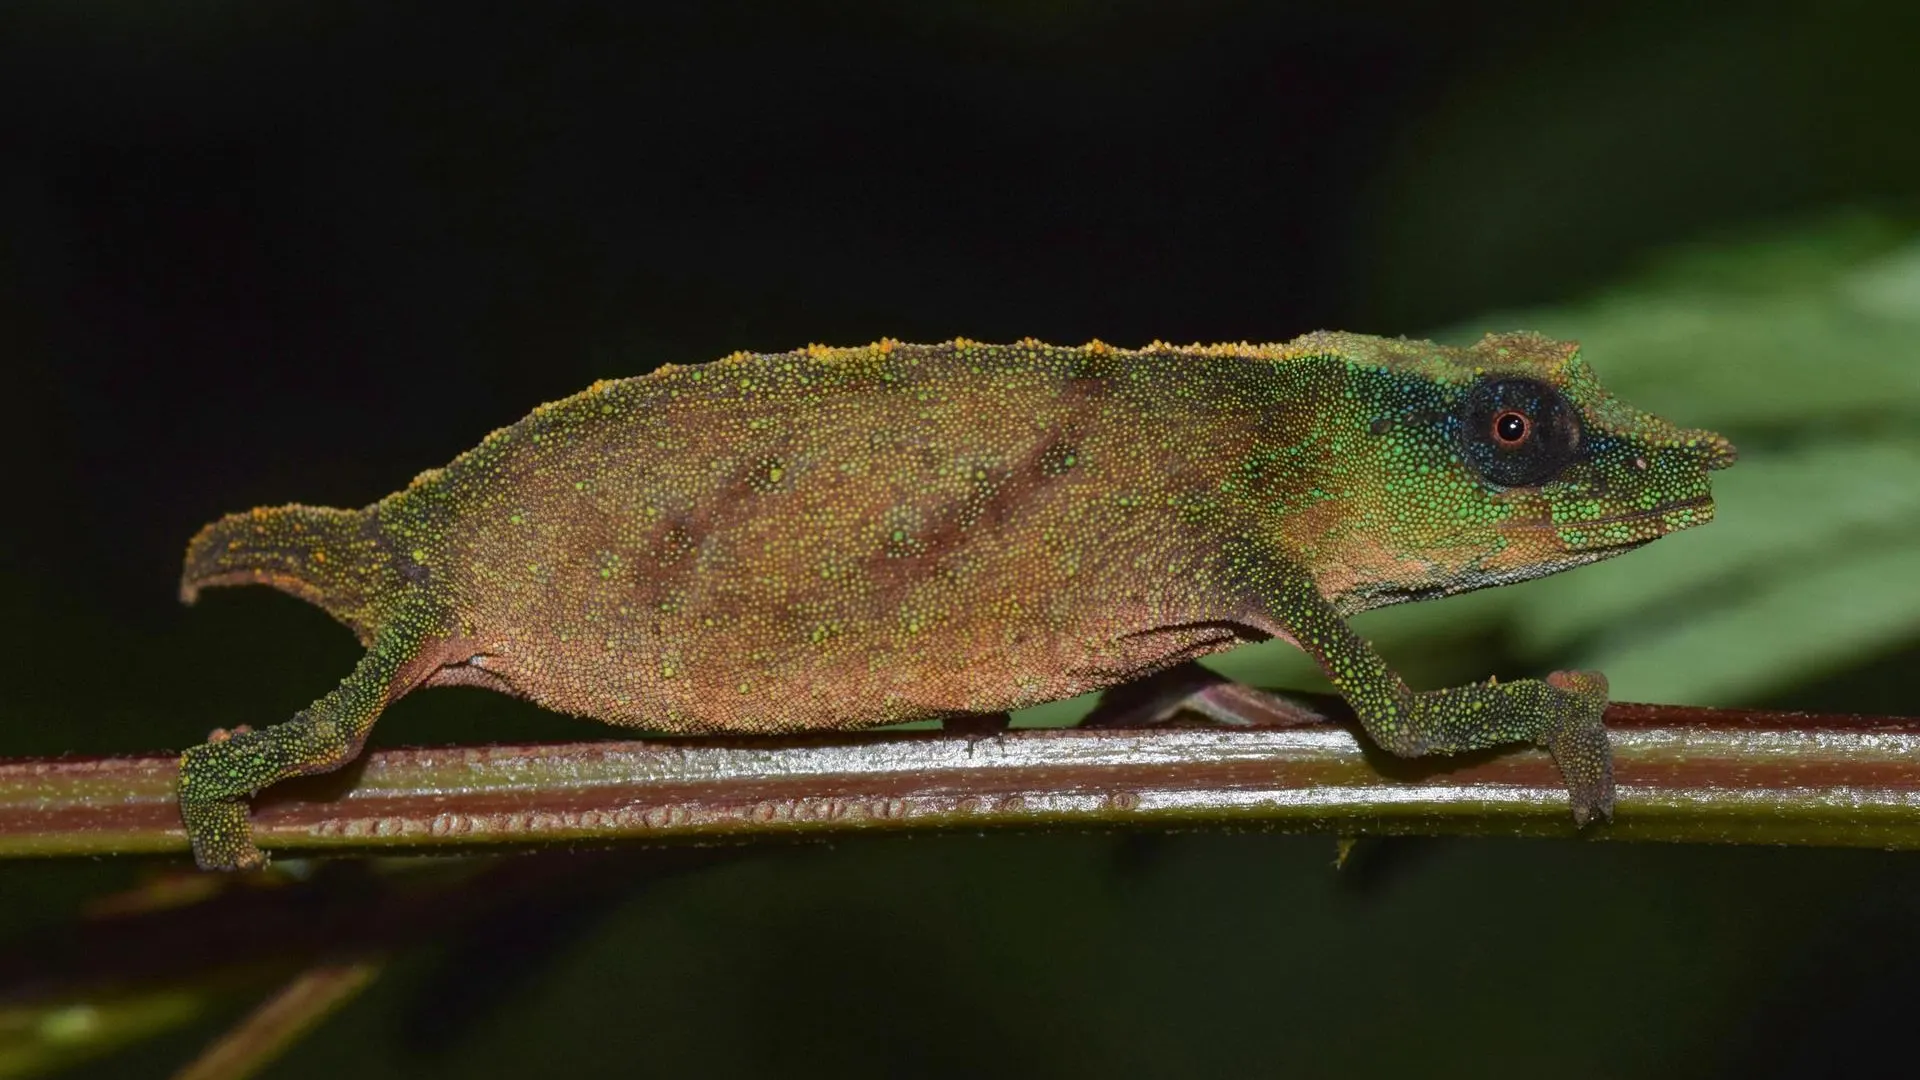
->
xmin=2 ymin=686 xmax=1916 ymax=859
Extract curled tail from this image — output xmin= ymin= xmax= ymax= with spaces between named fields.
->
xmin=181 ymin=504 xmax=397 ymax=642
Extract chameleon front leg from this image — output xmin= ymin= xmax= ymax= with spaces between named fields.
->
xmin=178 ymin=624 xmax=431 ymax=871
xmin=1213 ymin=542 xmax=1614 ymax=824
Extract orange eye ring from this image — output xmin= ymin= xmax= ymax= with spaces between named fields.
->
xmin=1493 ymin=410 xmax=1530 ymax=446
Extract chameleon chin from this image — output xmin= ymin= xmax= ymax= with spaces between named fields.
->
xmin=176 ymin=331 xmax=1734 ymax=870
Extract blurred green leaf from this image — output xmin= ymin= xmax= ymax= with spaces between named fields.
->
xmin=1586 ymin=544 xmax=1920 ymax=703
xmin=0 ymin=991 xmax=207 ymax=1080
xmin=1488 ymin=215 xmax=1920 ymax=427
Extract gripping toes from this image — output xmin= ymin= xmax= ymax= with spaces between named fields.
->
xmin=1541 ymin=670 xmax=1614 ymax=825
xmin=178 ymin=738 xmax=271 ymax=871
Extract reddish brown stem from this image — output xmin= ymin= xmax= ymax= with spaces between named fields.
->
xmin=3 ymin=688 xmax=1917 ymax=858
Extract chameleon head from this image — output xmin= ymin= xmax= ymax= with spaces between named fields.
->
xmin=1304 ymin=330 xmax=1737 ymax=611
xmin=1466 ymin=334 xmax=1737 ymax=555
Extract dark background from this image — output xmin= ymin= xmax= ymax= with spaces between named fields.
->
xmin=4 ymin=3 xmax=1920 ymax=1077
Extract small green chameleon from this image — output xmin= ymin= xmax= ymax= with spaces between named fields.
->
xmin=177 ymin=331 xmax=1735 ymax=870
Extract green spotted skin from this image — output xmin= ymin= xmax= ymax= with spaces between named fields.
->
xmin=177 ymin=331 xmax=1735 ymax=870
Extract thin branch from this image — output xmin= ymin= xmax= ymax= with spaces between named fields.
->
xmin=3 ymin=678 xmax=1917 ymax=858
xmin=170 ymin=959 xmax=381 ymax=1080
xmin=0 ymin=852 xmax=725 ymax=1074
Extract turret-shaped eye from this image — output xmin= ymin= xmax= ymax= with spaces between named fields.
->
xmin=1460 ymin=376 xmax=1582 ymax=487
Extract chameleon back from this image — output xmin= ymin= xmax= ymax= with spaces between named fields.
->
xmin=362 ymin=341 xmax=1297 ymax=730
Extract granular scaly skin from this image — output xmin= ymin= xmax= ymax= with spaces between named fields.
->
xmin=177 ymin=332 xmax=1736 ymax=870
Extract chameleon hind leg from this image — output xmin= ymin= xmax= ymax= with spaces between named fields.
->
xmin=1215 ymin=543 xmax=1614 ymax=823
xmin=178 ymin=623 xmax=433 ymax=870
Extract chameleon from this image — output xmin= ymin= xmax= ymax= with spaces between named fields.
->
xmin=177 ymin=331 xmax=1735 ymax=870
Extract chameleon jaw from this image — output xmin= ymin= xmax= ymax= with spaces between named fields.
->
xmin=1498 ymin=494 xmax=1717 ymax=553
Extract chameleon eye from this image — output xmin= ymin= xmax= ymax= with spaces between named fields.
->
xmin=1493 ymin=411 xmax=1529 ymax=445
xmin=1460 ymin=376 xmax=1582 ymax=487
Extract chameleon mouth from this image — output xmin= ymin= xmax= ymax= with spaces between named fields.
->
xmin=1501 ymin=494 xmax=1716 ymax=550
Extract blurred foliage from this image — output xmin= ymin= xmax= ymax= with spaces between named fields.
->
xmin=1 ymin=992 xmax=209 ymax=1079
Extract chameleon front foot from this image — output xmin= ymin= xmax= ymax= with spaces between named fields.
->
xmin=1541 ymin=669 xmax=1614 ymax=826
xmin=1355 ymin=666 xmax=1618 ymax=828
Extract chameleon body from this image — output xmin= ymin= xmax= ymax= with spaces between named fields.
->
xmin=178 ymin=332 xmax=1735 ymax=870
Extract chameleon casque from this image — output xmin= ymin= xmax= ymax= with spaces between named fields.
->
xmin=178 ymin=331 xmax=1736 ymax=870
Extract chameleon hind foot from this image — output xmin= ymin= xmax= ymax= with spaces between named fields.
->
xmin=1081 ymin=661 xmax=1335 ymax=730
xmin=179 ymin=737 xmax=272 ymax=870
xmin=177 ymin=631 xmax=421 ymax=871
xmin=178 ymin=712 xmax=365 ymax=871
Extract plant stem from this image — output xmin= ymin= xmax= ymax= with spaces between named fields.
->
xmin=3 ymin=682 xmax=1917 ymax=860
xmin=170 ymin=959 xmax=381 ymax=1080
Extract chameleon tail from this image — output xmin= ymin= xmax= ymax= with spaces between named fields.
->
xmin=180 ymin=504 xmax=396 ymax=641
